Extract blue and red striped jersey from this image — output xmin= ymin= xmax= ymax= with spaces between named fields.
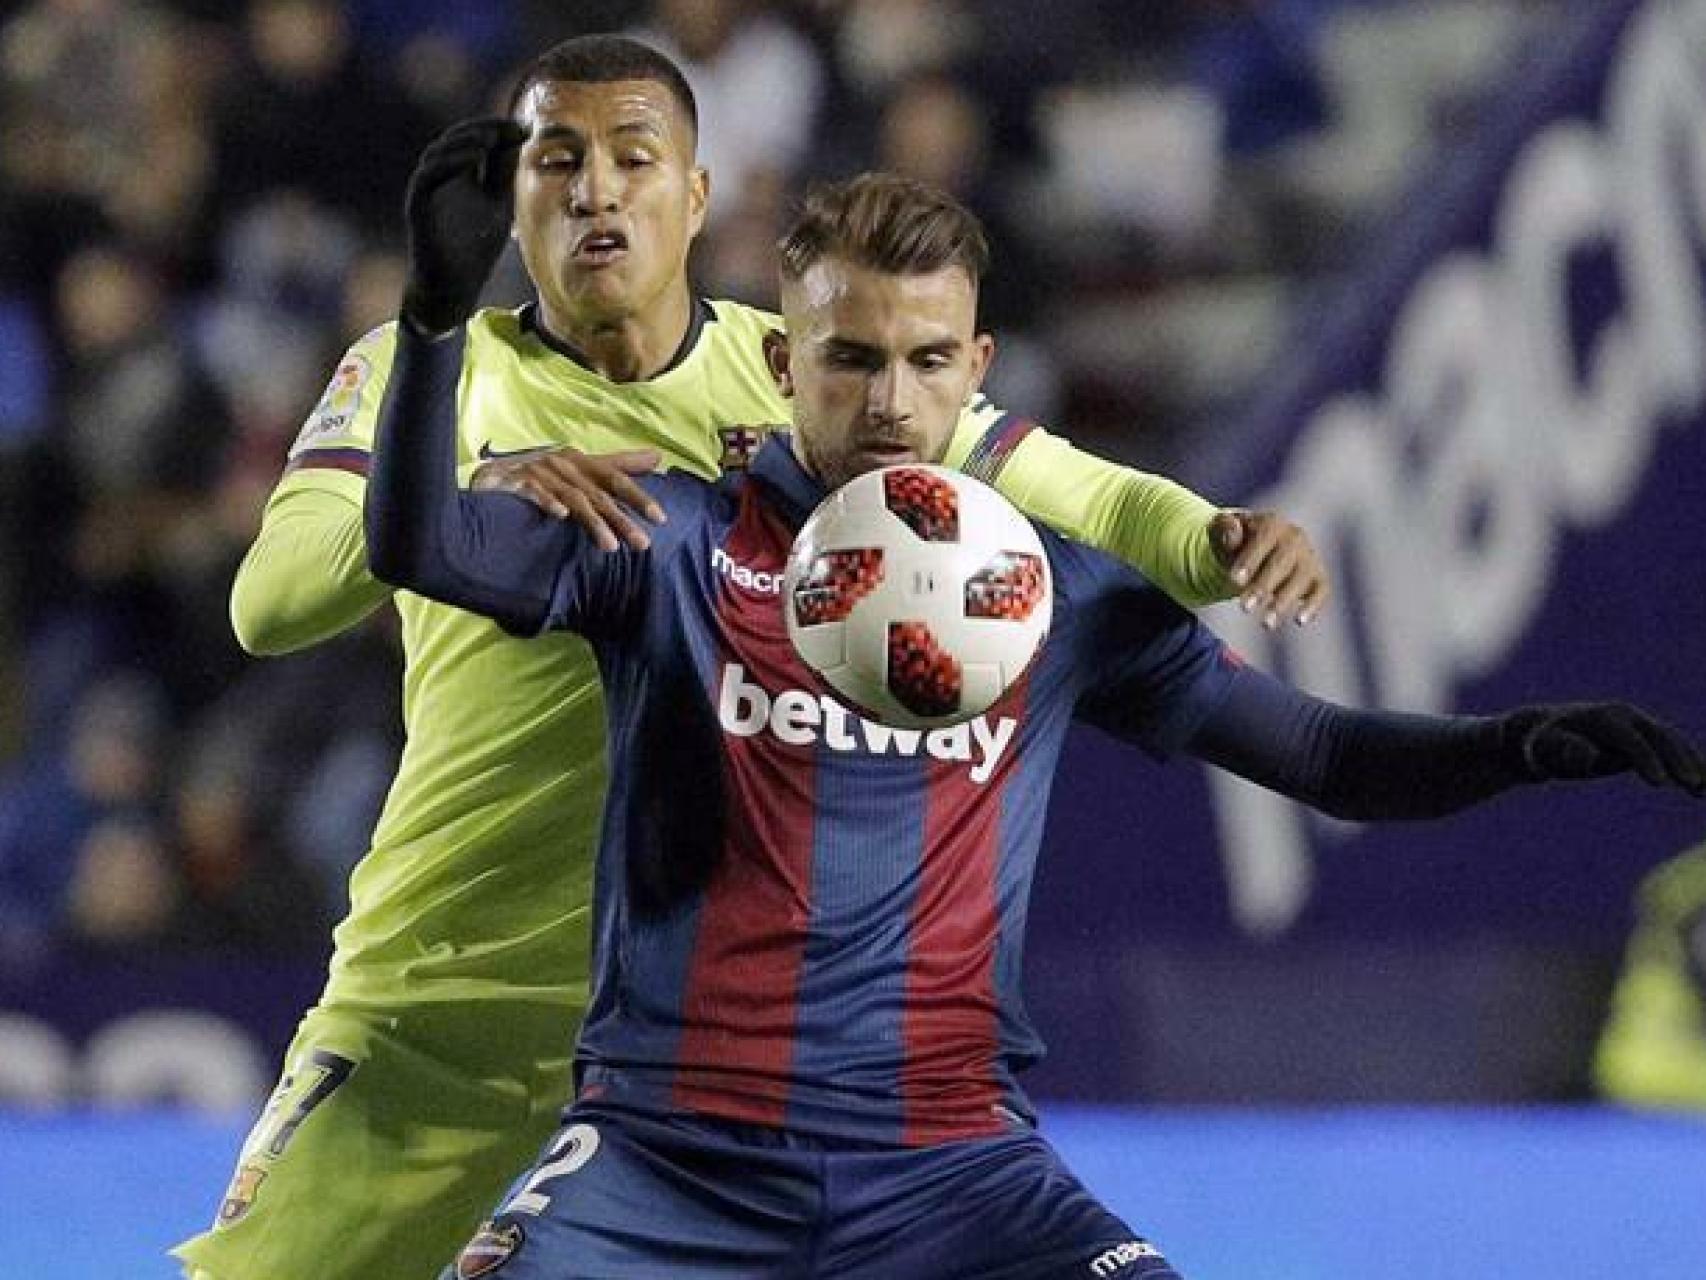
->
xmin=365 ymin=333 xmax=1238 ymax=1144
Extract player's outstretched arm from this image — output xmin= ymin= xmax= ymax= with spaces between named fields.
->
xmin=1186 ymin=667 xmax=1706 ymax=820
xmin=946 ymin=411 xmax=1328 ymax=623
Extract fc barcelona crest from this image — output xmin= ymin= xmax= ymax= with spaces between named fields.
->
xmin=718 ymin=425 xmax=768 ymax=470
xmin=456 ymin=1221 xmax=524 ymax=1278
xmin=215 ymin=1164 xmax=268 ymax=1227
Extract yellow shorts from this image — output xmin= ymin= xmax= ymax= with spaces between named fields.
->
xmin=172 ymin=999 xmax=574 ymax=1280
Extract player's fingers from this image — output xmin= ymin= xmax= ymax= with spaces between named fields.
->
xmin=586 ymin=488 xmax=653 ymax=551
xmin=1294 ymin=574 xmax=1332 ymax=627
xmin=1628 ymin=714 xmax=1706 ymax=794
xmin=518 ymin=479 xmax=571 ymax=521
xmin=587 ymin=461 xmax=667 ymax=526
xmin=417 ymin=135 xmax=496 ymax=180
xmin=1262 ymin=555 xmax=1316 ymax=629
xmin=474 ymin=121 xmax=527 ymax=191
xmin=599 ymin=448 xmax=664 ymax=476
xmin=526 ymin=466 xmax=613 ymax=524
xmin=1229 ymin=515 xmax=1285 ymax=594
xmin=1583 ymin=711 xmax=1666 ymax=785
xmin=561 ymin=487 xmax=621 ymax=553
xmin=533 ymin=452 xmax=665 ymax=527
xmin=1244 ymin=545 xmax=1301 ymax=630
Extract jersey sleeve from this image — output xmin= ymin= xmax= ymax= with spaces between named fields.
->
xmin=944 ymin=399 xmax=1235 ymax=609
xmin=276 ymin=323 xmax=396 ymax=503
xmin=229 ymin=486 xmax=390 ymax=654
xmin=365 ymin=322 xmax=652 ymax=640
xmin=1056 ymin=536 xmax=1241 ymax=754
xmin=229 ymin=325 xmax=399 ymax=654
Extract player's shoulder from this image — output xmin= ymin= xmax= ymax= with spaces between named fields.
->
xmin=1038 ymin=523 xmax=1150 ymax=600
xmin=466 ymin=305 xmax=533 ymax=355
xmin=704 ymin=297 xmax=782 ymax=340
xmin=282 ymin=321 xmax=398 ymax=473
xmin=629 ymin=464 xmax=729 ymax=555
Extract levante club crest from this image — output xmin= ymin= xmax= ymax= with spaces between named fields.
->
xmin=455 ymin=1221 xmax=524 ymax=1278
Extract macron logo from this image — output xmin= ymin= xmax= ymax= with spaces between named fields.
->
xmin=712 ymin=546 xmax=783 ymax=596
xmin=717 ymin=664 xmax=1017 ymax=785
xmin=1088 ymin=1240 xmax=1165 ymax=1277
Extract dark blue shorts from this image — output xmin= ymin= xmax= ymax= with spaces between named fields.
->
xmin=444 ymin=1103 xmax=1180 ymax=1280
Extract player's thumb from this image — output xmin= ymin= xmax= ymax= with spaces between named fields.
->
xmin=1208 ymin=510 xmax=1246 ymax=565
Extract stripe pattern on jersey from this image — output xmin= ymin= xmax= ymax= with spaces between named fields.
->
xmin=673 ymin=485 xmax=815 ymax=1126
xmin=961 ymin=412 xmax=1037 ymax=486
xmin=286 ymin=447 xmax=371 ymax=477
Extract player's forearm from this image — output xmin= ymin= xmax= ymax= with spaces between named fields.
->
xmin=366 ymin=322 xmax=568 ymax=634
xmin=230 ymin=489 xmax=392 ymax=655
xmin=1188 ymin=667 xmax=1529 ymax=820
xmin=990 ymin=428 xmax=1233 ymax=608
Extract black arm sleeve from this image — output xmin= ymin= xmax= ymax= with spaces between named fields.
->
xmin=365 ymin=322 xmax=581 ymax=636
xmin=1186 ymin=665 xmax=1532 ymax=820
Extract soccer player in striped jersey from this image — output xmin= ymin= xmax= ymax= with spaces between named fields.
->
xmin=368 ymin=171 xmax=1702 ymax=1280
xmin=175 ymin=36 xmax=1330 ymax=1280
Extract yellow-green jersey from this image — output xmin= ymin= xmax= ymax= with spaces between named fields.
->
xmin=235 ymin=297 xmax=1234 ymax=1015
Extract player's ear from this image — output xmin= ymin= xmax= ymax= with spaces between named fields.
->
xmin=966 ymin=331 xmax=996 ymax=398
xmin=764 ymin=329 xmax=793 ymax=397
xmin=687 ymin=166 xmax=710 ymax=239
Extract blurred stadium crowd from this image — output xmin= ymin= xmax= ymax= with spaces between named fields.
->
xmin=0 ymin=0 xmax=1562 ymax=965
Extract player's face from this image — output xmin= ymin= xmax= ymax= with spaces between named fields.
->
xmin=772 ymin=256 xmax=994 ymax=492
xmin=512 ymin=78 xmax=708 ymax=335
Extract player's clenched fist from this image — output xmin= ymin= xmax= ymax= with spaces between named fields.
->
xmin=403 ymin=117 xmax=526 ymax=337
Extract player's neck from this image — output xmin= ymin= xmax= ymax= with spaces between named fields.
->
xmin=536 ymin=289 xmax=696 ymax=384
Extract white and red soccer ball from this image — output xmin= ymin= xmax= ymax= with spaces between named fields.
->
xmin=784 ymin=465 xmax=1052 ymax=729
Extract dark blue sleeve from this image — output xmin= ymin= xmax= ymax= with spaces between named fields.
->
xmin=1062 ymin=538 xmax=1242 ymax=755
xmin=1062 ymin=538 xmax=1532 ymax=817
xmin=364 ymin=322 xmax=646 ymax=638
xmin=1184 ymin=663 xmax=1533 ymax=819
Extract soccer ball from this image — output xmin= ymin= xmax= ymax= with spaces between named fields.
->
xmin=784 ymin=465 xmax=1052 ymax=729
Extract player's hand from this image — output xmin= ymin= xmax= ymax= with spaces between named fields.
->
xmin=1208 ymin=508 xmax=1330 ymax=629
xmin=402 ymin=117 xmax=526 ymax=337
xmin=1505 ymin=702 xmax=1706 ymax=795
xmin=473 ymin=446 xmax=667 ymax=552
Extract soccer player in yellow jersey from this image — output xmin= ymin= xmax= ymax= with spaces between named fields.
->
xmin=175 ymin=35 xmax=1329 ymax=1280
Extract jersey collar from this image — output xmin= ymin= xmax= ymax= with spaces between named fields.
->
xmin=748 ymin=433 xmax=827 ymax=528
xmin=521 ymin=297 xmax=714 ymax=380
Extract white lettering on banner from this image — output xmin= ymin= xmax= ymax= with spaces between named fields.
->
xmin=717 ymin=663 xmax=1018 ymax=784
xmin=0 ymin=1012 xmax=268 ymax=1109
xmin=1209 ymin=0 xmax=1706 ymax=936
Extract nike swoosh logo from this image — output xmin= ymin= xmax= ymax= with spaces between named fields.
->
xmin=478 ymin=441 xmax=554 ymax=461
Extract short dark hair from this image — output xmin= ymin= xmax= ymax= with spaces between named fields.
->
xmin=778 ymin=173 xmax=989 ymax=285
xmin=506 ymin=35 xmax=698 ymax=139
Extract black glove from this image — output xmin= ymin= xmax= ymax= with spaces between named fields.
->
xmin=1503 ymin=702 xmax=1706 ymax=795
xmin=402 ymin=117 xmax=526 ymax=337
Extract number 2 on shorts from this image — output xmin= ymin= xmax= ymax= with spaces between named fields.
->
xmin=501 ymin=1123 xmax=601 ymax=1215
